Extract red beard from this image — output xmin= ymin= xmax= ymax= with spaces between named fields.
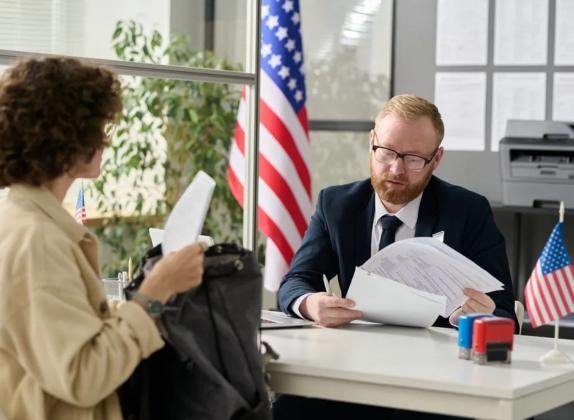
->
xmin=370 ymin=170 xmax=432 ymax=205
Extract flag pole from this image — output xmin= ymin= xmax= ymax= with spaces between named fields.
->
xmin=540 ymin=201 xmax=571 ymax=365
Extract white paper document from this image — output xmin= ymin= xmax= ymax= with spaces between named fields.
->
xmin=436 ymin=0 xmax=488 ymax=65
xmin=347 ymin=238 xmax=504 ymax=327
xmin=149 ymin=227 xmax=165 ymax=247
xmin=149 ymin=227 xmax=214 ymax=248
xmin=554 ymin=0 xmax=574 ymax=65
xmin=553 ymin=73 xmax=574 ymax=121
xmin=491 ymin=72 xmax=546 ymax=151
xmin=434 ymin=72 xmax=486 ymax=151
xmin=494 ymin=0 xmax=548 ymax=65
xmin=347 ymin=268 xmax=446 ymax=328
xmin=162 ymin=171 xmax=215 ymax=255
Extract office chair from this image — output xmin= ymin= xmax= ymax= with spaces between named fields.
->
xmin=515 ymin=300 xmax=525 ymax=335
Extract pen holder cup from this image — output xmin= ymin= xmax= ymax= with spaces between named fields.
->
xmin=102 ymin=278 xmax=126 ymax=301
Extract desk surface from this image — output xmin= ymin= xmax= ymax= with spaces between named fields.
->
xmin=263 ymin=325 xmax=574 ymax=419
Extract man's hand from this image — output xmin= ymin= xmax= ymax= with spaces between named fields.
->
xmin=450 ymin=288 xmax=496 ymax=325
xmin=299 ymin=292 xmax=363 ymax=327
xmin=461 ymin=288 xmax=496 ymax=314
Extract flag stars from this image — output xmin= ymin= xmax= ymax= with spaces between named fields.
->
xmin=294 ymin=90 xmax=303 ymax=102
xmin=268 ymin=54 xmax=282 ymax=68
xmin=285 ymin=39 xmax=296 ymax=51
xmin=275 ymin=26 xmax=288 ymax=41
xmin=261 ymin=43 xmax=272 ymax=57
xmin=262 ymin=4 xmax=270 ymax=19
xmin=291 ymin=12 xmax=300 ymax=25
xmin=293 ymin=51 xmax=302 ymax=63
xmin=282 ymin=0 xmax=294 ymax=13
xmin=278 ymin=66 xmax=290 ymax=79
xmin=288 ymin=78 xmax=297 ymax=90
xmin=266 ymin=15 xmax=279 ymax=30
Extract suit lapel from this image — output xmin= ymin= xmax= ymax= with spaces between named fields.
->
xmin=354 ymin=191 xmax=375 ymax=267
xmin=415 ymin=176 xmax=438 ymax=237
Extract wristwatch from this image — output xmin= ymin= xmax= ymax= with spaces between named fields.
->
xmin=129 ymin=291 xmax=165 ymax=319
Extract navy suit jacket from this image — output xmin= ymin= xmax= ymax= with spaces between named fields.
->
xmin=277 ymin=176 xmax=517 ymax=329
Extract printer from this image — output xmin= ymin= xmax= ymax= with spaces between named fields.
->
xmin=500 ymin=120 xmax=574 ymax=208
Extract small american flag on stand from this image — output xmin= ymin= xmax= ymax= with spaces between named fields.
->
xmin=525 ymin=221 xmax=574 ymax=328
xmin=228 ymin=0 xmax=312 ymax=291
xmin=74 ymin=186 xmax=87 ymax=225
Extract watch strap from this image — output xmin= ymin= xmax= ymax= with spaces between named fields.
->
xmin=129 ymin=291 xmax=165 ymax=318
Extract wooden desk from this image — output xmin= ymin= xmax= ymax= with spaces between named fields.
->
xmin=263 ymin=324 xmax=574 ymax=420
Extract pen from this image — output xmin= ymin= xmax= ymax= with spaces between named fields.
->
xmin=128 ymin=257 xmax=133 ymax=285
xmin=323 ymin=275 xmax=332 ymax=296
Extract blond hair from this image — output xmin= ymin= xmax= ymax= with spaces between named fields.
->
xmin=375 ymin=94 xmax=444 ymax=145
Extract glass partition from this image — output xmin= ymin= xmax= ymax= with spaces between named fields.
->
xmin=310 ymin=131 xmax=370 ymax=197
xmin=60 ymin=75 xmax=244 ymax=275
xmin=302 ymin=0 xmax=393 ymax=121
xmin=0 ymin=0 xmax=248 ymax=70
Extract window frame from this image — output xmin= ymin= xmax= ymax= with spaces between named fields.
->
xmin=0 ymin=0 xmax=262 ymax=254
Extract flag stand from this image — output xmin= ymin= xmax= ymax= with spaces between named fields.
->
xmin=539 ymin=318 xmax=571 ymax=364
xmin=540 ymin=202 xmax=572 ymax=365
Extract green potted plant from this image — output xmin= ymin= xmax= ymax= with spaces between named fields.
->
xmin=91 ymin=20 xmax=243 ymax=275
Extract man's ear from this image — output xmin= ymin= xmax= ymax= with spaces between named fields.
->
xmin=368 ymin=130 xmax=375 ymax=155
xmin=432 ymin=147 xmax=444 ymax=169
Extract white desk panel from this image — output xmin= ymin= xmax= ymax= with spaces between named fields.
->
xmin=263 ymin=325 xmax=574 ymax=419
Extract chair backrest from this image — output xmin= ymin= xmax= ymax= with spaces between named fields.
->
xmin=515 ymin=300 xmax=525 ymax=334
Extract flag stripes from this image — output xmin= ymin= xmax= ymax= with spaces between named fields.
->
xmin=228 ymin=0 xmax=311 ymax=291
xmin=74 ymin=187 xmax=87 ymax=225
xmin=524 ymin=223 xmax=574 ymax=327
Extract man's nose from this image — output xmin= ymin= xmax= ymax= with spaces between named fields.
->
xmin=388 ymin=156 xmax=406 ymax=174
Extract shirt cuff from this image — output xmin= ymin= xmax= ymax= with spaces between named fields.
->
xmin=449 ymin=308 xmax=462 ymax=328
xmin=291 ymin=293 xmax=314 ymax=319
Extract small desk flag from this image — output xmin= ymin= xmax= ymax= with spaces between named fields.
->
xmin=525 ymin=222 xmax=574 ymax=327
xmin=74 ymin=187 xmax=87 ymax=225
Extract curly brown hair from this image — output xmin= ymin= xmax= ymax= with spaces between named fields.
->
xmin=0 ymin=57 xmax=122 ymax=187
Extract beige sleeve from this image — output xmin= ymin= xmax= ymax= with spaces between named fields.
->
xmin=5 ymin=228 xmax=164 ymax=408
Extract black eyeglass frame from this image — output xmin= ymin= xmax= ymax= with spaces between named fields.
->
xmin=370 ymin=130 xmax=439 ymax=171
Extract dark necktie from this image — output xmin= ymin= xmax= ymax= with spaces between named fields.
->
xmin=378 ymin=215 xmax=403 ymax=250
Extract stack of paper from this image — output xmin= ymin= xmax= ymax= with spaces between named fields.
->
xmin=347 ymin=237 xmax=504 ymax=328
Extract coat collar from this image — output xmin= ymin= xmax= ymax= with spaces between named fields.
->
xmin=354 ymin=184 xmax=375 ymax=267
xmin=414 ymin=176 xmax=439 ymax=237
xmin=8 ymin=184 xmax=91 ymax=244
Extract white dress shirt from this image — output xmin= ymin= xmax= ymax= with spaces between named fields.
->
xmin=291 ymin=192 xmax=423 ymax=318
xmin=370 ymin=192 xmax=422 ymax=255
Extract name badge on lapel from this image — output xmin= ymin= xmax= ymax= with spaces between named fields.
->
xmin=432 ymin=231 xmax=445 ymax=243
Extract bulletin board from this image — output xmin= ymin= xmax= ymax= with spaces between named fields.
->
xmin=393 ymin=0 xmax=574 ymax=202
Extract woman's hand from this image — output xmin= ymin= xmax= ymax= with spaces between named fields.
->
xmin=137 ymin=242 xmax=206 ymax=303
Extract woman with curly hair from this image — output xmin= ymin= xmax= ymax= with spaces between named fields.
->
xmin=0 ymin=57 xmax=205 ymax=419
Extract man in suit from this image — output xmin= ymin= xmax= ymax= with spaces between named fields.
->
xmin=278 ymin=94 xmax=517 ymax=329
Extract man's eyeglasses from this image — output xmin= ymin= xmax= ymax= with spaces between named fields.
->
xmin=370 ymin=130 xmax=438 ymax=172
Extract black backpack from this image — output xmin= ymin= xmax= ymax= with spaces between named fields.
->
xmin=119 ymin=243 xmax=271 ymax=420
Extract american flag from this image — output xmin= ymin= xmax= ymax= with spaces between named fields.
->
xmin=525 ymin=222 xmax=574 ymax=327
xmin=228 ymin=0 xmax=312 ymax=291
xmin=74 ymin=186 xmax=87 ymax=225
